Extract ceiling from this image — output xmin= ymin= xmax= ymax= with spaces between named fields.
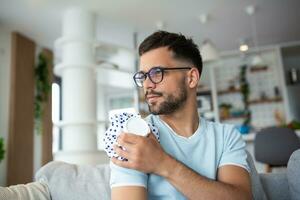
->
xmin=1 ymin=0 xmax=300 ymax=53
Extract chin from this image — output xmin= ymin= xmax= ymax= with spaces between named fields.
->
xmin=148 ymin=105 xmax=160 ymax=115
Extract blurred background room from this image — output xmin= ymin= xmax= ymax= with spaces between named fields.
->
xmin=0 ymin=0 xmax=300 ymax=187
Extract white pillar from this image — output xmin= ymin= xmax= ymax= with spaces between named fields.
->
xmin=54 ymin=8 xmax=107 ymax=165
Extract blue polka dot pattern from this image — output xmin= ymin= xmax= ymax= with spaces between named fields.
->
xmin=103 ymin=112 xmax=159 ymax=160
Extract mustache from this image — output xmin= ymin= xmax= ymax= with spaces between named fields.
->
xmin=145 ymin=90 xmax=163 ymax=97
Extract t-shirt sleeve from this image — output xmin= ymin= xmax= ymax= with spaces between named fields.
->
xmin=110 ymin=161 xmax=148 ymax=188
xmin=218 ymin=126 xmax=250 ymax=172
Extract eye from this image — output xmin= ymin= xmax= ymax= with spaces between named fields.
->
xmin=149 ymin=67 xmax=162 ymax=76
xmin=134 ymin=72 xmax=145 ymax=80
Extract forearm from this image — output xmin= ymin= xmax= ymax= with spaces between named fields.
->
xmin=112 ymin=186 xmax=147 ymax=200
xmin=158 ymin=155 xmax=251 ymax=200
xmin=0 ymin=182 xmax=51 ymax=200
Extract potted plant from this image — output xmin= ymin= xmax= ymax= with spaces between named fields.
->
xmin=0 ymin=137 xmax=5 ymax=163
xmin=239 ymin=65 xmax=251 ymax=134
xmin=219 ymin=103 xmax=232 ymax=119
xmin=34 ymin=52 xmax=52 ymax=134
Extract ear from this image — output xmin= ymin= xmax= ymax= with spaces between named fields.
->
xmin=187 ymin=67 xmax=200 ymax=88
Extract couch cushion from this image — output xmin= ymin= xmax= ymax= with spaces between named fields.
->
xmin=37 ymin=153 xmax=270 ymax=200
xmin=287 ymin=149 xmax=300 ymax=200
xmin=246 ymin=151 xmax=268 ymax=200
xmin=35 ymin=161 xmax=111 ymax=200
xmin=260 ymin=173 xmax=290 ymax=200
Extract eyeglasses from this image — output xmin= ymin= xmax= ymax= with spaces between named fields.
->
xmin=133 ymin=66 xmax=191 ymax=88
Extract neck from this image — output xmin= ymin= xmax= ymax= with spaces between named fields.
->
xmin=159 ymin=95 xmax=199 ymax=137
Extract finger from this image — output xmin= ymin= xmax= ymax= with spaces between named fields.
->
xmin=148 ymin=132 xmax=159 ymax=142
xmin=148 ymin=132 xmax=156 ymax=139
xmin=111 ymin=157 xmax=132 ymax=168
xmin=119 ymin=132 xmax=142 ymax=144
xmin=116 ymin=138 xmax=134 ymax=150
xmin=113 ymin=145 xmax=131 ymax=157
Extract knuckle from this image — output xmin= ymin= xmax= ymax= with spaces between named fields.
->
xmin=117 ymin=136 xmax=123 ymax=144
xmin=117 ymin=141 xmax=123 ymax=147
xmin=115 ymin=147 xmax=122 ymax=155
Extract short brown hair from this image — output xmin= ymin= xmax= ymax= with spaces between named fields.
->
xmin=138 ymin=31 xmax=202 ymax=75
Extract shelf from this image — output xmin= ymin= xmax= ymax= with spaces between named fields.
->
xmin=197 ymin=89 xmax=211 ymax=96
xmin=248 ymin=97 xmax=282 ymax=105
xmin=217 ymin=88 xmax=241 ymax=95
xmin=219 ymin=97 xmax=283 ymax=121
xmin=286 ymin=82 xmax=300 ymax=87
xmin=220 ymin=115 xmax=247 ymax=121
xmin=249 ymin=65 xmax=268 ymax=73
xmin=197 ymin=85 xmax=211 ymax=95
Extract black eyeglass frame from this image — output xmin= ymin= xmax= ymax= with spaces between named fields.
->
xmin=133 ymin=66 xmax=192 ymax=88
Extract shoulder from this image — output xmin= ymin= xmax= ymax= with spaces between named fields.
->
xmin=203 ymin=119 xmax=236 ymax=134
xmin=201 ymin=119 xmax=240 ymax=142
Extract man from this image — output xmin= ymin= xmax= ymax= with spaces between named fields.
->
xmin=110 ymin=31 xmax=252 ymax=200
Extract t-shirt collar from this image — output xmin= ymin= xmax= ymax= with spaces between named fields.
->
xmin=156 ymin=115 xmax=206 ymax=140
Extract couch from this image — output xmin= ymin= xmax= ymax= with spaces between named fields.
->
xmin=1 ymin=149 xmax=300 ymax=200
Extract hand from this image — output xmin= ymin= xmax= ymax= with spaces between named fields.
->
xmin=111 ymin=132 xmax=168 ymax=175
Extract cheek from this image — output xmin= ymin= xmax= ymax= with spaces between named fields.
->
xmin=161 ymin=75 xmax=178 ymax=88
xmin=174 ymin=77 xmax=187 ymax=90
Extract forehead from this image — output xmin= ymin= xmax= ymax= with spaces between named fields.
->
xmin=139 ymin=47 xmax=178 ymax=72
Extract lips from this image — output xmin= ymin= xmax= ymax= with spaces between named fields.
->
xmin=147 ymin=95 xmax=160 ymax=100
xmin=146 ymin=95 xmax=161 ymax=103
xmin=145 ymin=90 xmax=163 ymax=104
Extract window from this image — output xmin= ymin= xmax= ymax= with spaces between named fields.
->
xmin=52 ymin=77 xmax=62 ymax=153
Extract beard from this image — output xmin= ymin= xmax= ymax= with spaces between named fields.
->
xmin=146 ymin=77 xmax=188 ymax=115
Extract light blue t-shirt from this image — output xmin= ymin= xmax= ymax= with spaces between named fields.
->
xmin=110 ymin=115 xmax=249 ymax=199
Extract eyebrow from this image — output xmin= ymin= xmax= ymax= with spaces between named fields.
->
xmin=138 ymin=66 xmax=157 ymax=73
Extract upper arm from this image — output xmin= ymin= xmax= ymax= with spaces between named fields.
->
xmin=217 ymin=165 xmax=251 ymax=198
xmin=110 ymin=161 xmax=148 ymax=199
xmin=112 ymin=186 xmax=147 ymax=200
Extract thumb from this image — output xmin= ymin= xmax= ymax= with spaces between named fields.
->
xmin=148 ymin=132 xmax=158 ymax=140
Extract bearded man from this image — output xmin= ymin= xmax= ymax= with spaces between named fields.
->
xmin=110 ymin=31 xmax=252 ymax=200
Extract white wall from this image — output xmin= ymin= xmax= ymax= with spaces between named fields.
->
xmin=0 ymin=26 xmax=11 ymax=186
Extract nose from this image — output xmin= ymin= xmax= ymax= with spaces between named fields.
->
xmin=143 ymin=75 xmax=156 ymax=90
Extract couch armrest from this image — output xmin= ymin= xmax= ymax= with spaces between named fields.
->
xmin=0 ymin=181 xmax=51 ymax=200
xmin=260 ymin=173 xmax=290 ymax=200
